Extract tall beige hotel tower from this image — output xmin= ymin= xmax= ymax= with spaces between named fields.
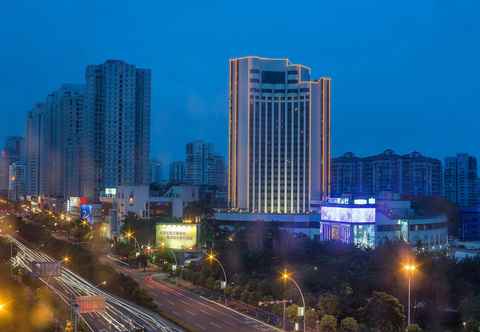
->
xmin=228 ymin=56 xmax=331 ymax=214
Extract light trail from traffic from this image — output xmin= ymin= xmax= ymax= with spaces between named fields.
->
xmin=6 ymin=235 xmax=182 ymax=332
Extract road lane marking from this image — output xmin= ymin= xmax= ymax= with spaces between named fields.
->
xmin=185 ymin=310 xmax=196 ymax=316
xmin=210 ymin=322 xmax=223 ymax=329
xmin=200 ymin=296 xmax=281 ymax=332
xmin=195 ymin=323 xmax=207 ymax=331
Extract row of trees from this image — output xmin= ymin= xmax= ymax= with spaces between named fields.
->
xmin=191 ymin=218 xmax=480 ymax=331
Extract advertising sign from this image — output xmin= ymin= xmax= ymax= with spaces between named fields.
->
xmin=156 ymin=223 xmax=198 ymax=250
xmin=321 ymin=206 xmax=375 ymax=223
xmin=75 ymin=295 xmax=106 ymax=314
xmin=80 ymin=204 xmax=94 ymax=224
xmin=30 ymin=261 xmax=62 ymax=277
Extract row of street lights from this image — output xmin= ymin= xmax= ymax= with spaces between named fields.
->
xmin=205 ymin=251 xmax=419 ymax=332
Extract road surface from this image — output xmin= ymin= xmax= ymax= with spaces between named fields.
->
xmin=103 ymin=257 xmax=281 ymax=332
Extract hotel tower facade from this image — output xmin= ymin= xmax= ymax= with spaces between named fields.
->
xmin=228 ymin=56 xmax=331 ymax=213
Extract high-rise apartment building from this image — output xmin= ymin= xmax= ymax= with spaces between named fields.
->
xmin=83 ymin=60 xmax=151 ymax=199
xmin=0 ymin=136 xmax=24 ymax=196
xmin=150 ymin=159 xmax=163 ymax=183
xmin=25 ymin=103 xmax=44 ymax=196
xmin=331 ymin=152 xmax=364 ymax=196
xmin=0 ymin=150 xmax=9 ymax=196
xmin=185 ymin=140 xmax=224 ymax=187
xmin=4 ymin=136 xmax=25 ymax=163
xmin=332 ymin=150 xmax=443 ymax=198
xmin=228 ymin=57 xmax=331 ymax=213
xmin=444 ymin=154 xmax=478 ymax=207
xmin=25 ymin=85 xmax=85 ymax=199
xmin=8 ymin=161 xmax=26 ymax=201
xmin=210 ymin=154 xmax=226 ymax=189
xmin=169 ymin=161 xmax=185 ymax=184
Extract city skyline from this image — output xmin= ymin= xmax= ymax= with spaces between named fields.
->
xmin=2 ymin=1 xmax=480 ymax=164
xmin=1 ymin=3 xmax=480 ymax=332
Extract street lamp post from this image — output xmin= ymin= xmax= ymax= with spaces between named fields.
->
xmin=259 ymin=299 xmax=292 ymax=331
xmin=281 ymin=269 xmax=306 ymax=332
xmin=206 ymin=251 xmax=228 ymax=304
xmin=160 ymin=243 xmax=180 ymax=284
xmin=125 ymin=231 xmax=141 ymax=252
xmin=403 ymin=263 xmax=417 ymax=327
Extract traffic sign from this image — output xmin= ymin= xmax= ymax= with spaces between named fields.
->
xmin=75 ymin=295 xmax=106 ymax=314
xmin=30 ymin=261 xmax=62 ymax=277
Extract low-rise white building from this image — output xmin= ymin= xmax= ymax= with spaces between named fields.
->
xmin=101 ymin=185 xmax=200 ymax=221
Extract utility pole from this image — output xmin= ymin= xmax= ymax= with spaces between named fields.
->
xmin=10 ymin=240 xmax=13 ymax=275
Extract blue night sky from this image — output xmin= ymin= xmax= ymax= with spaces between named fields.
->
xmin=1 ymin=0 xmax=479 ymax=164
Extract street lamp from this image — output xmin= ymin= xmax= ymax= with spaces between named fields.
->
xmin=63 ymin=256 xmax=71 ymax=264
xmin=281 ymin=269 xmax=306 ymax=332
xmin=206 ymin=251 xmax=228 ymax=303
xmin=403 ymin=262 xmax=417 ymax=327
xmin=160 ymin=242 xmax=181 ymax=282
xmin=124 ymin=231 xmax=140 ymax=251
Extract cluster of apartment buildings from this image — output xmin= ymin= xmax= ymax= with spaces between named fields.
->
xmin=150 ymin=141 xmax=226 ymax=189
xmin=332 ymin=150 xmax=479 ymax=208
xmin=0 ymin=60 xmax=227 ymax=236
xmin=24 ymin=61 xmax=151 ymax=202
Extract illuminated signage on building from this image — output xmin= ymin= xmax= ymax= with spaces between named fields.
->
xmin=80 ymin=204 xmax=94 ymax=224
xmin=105 ymin=188 xmax=117 ymax=196
xmin=67 ymin=197 xmax=81 ymax=212
xmin=155 ymin=223 xmax=198 ymax=250
xmin=321 ymin=206 xmax=375 ymax=223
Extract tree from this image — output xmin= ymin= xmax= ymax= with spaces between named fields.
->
xmin=286 ymin=304 xmax=299 ymax=322
xmin=464 ymin=320 xmax=480 ymax=332
xmin=460 ymin=295 xmax=480 ymax=322
xmin=405 ymin=324 xmax=423 ymax=332
xmin=318 ymin=293 xmax=340 ymax=317
xmin=305 ymin=308 xmax=319 ymax=329
xmin=360 ymin=291 xmax=405 ymax=332
xmin=340 ymin=317 xmax=359 ymax=332
xmin=319 ymin=314 xmax=337 ymax=332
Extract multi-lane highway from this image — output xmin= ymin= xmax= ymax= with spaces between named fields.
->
xmin=103 ymin=257 xmax=282 ymax=332
xmin=6 ymin=235 xmax=182 ymax=332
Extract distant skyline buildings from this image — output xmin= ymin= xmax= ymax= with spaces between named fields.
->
xmin=185 ymin=140 xmax=225 ymax=188
xmin=331 ymin=150 xmax=443 ymax=198
xmin=228 ymin=56 xmax=331 ymax=213
xmin=169 ymin=161 xmax=185 ymax=184
xmin=444 ymin=153 xmax=479 ymax=208
xmin=0 ymin=136 xmax=25 ymax=196
xmin=150 ymin=159 xmax=163 ymax=184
